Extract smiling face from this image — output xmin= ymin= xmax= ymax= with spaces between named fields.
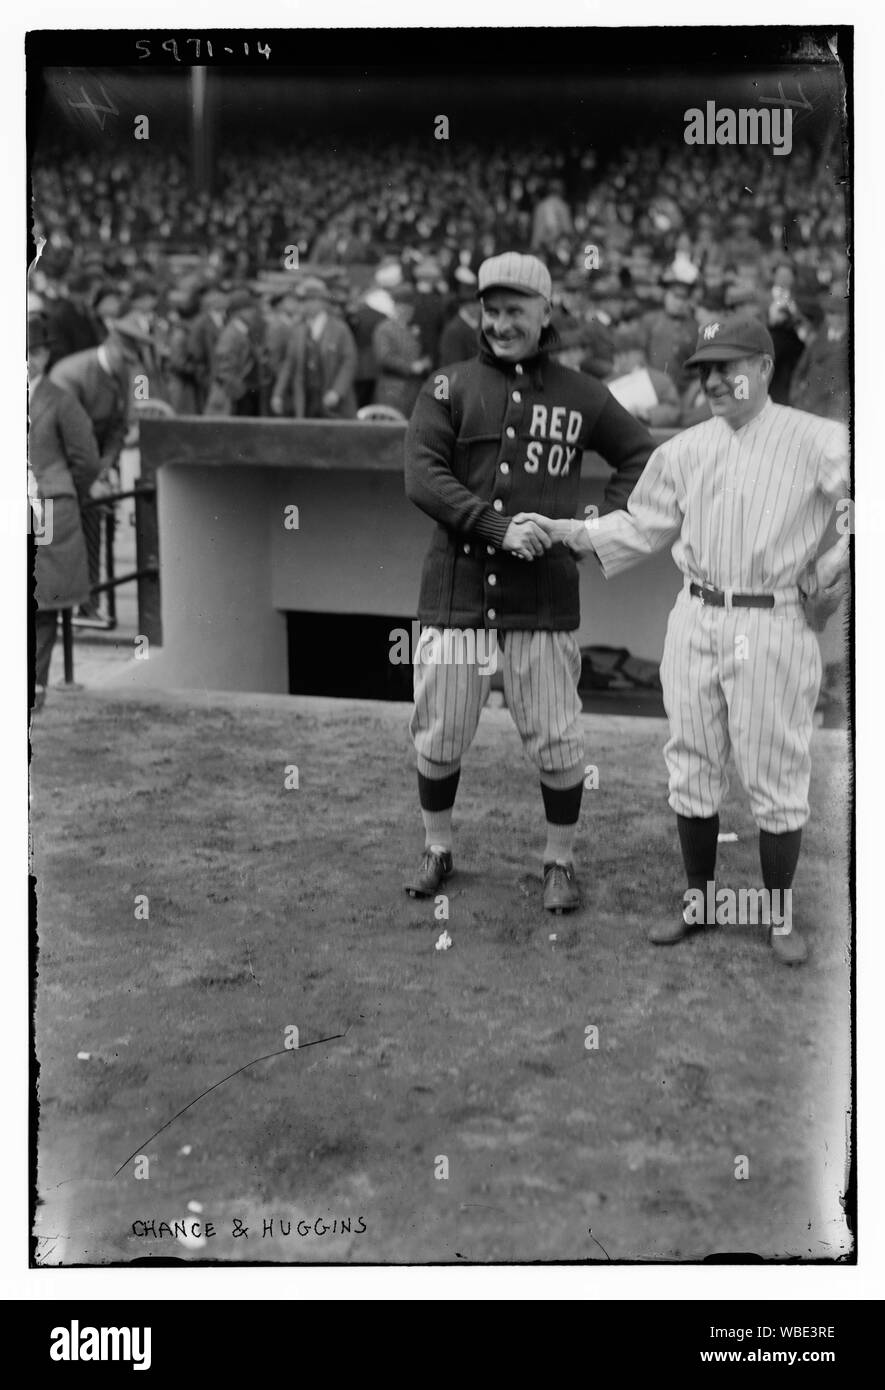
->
xmin=480 ymin=288 xmax=551 ymax=362
xmin=698 ymin=353 xmax=772 ymax=429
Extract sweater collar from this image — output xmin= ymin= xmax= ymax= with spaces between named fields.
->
xmin=477 ymin=323 xmax=560 ymax=385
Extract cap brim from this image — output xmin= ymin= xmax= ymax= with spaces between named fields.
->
xmin=477 ymin=281 xmax=548 ymax=300
xmin=684 ymin=343 xmax=754 ymax=366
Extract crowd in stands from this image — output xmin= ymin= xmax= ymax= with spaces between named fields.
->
xmin=27 ymin=130 xmax=850 ymax=661
xmin=29 ymin=134 xmax=849 ymax=433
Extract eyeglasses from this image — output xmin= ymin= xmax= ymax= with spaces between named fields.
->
xmin=697 ymin=361 xmax=743 ymax=383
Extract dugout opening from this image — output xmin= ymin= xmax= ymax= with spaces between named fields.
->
xmin=286 ymin=612 xmax=416 ymax=702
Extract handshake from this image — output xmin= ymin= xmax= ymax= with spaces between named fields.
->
xmin=503 ymin=513 xmax=595 ymax=561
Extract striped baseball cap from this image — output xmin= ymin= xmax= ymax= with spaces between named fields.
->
xmin=477 ymin=252 xmax=553 ymax=302
xmin=684 ymin=313 xmax=774 ymax=366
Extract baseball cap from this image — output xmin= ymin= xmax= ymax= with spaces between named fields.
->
xmin=477 ymin=252 xmax=552 ymax=302
xmin=684 ymin=314 xmax=774 ymax=367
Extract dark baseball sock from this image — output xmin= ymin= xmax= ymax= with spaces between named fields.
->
xmin=541 ymin=778 xmax=583 ymax=866
xmin=417 ymin=767 xmax=461 ymax=853
xmin=676 ymin=813 xmax=719 ymax=894
xmin=759 ymin=828 xmax=802 ymax=893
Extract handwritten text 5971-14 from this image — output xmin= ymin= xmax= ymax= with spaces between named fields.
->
xmin=136 ymin=39 xmax=271 ymax=63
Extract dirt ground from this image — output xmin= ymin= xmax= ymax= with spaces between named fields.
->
xmin=31 ymin=688 xmax=853 ymax=1265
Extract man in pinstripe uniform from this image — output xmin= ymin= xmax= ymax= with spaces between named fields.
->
xmin=403 ymin=253 xmax=654 ymax=912
xmin=521 ymin=314 xmax=850 ymax=963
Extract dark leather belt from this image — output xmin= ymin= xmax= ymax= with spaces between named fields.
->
xmin=689 ymin=582 xmax=774 ymax=609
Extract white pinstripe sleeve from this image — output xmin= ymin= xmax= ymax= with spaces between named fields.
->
xmin=815 ymin=420 xmax=850 ymax=502
xmin=585 ymin=442 xmax=684 ymax=579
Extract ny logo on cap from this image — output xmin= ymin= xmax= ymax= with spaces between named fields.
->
xmin=703 ymin=322 xmax=721 ymax=340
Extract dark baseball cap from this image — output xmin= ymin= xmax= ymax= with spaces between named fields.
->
xmin=684 ymin=314 xmax=774 ymax=366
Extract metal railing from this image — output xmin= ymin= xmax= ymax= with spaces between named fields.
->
xmin=56 ymin=481 xmax=158 ymax=689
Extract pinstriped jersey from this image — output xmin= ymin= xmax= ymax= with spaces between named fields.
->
xmin=589 ymin=398 xmax=849 ymax=591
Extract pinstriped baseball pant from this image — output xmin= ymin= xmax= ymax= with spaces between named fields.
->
xmin=410 ymin=627 xmax=585 ymax=782
xmin=660 ymin=588 xmax=823 ymax=834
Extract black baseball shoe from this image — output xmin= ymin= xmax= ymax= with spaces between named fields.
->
xmin=405 ymin=847 xmax=453 ymax=898
xmin=648 ymin=906 xmax=712 ymax=945
xmin=769 ymin=923 xmax=808 ymax=965
xmin=543 ymin=861 xmax=582 ymax=913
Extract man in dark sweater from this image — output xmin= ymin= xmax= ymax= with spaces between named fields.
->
xmin=403 ymin=252 xmax=654 ymax=913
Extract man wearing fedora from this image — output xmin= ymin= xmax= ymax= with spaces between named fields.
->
xmin=373 ymin=285 xmax=432 ymax=419
xmin=49 ymin=312 xmax=151 ymax=622
xmin=28 ymin=313 xmax=102 ymax=707
xmin=270 ymin=277 xmax=358 ymax=420
xmin=205 ymin=289 xmax=268 ymax=417
xmin=518 ymin=312 xmax=850 ymax=961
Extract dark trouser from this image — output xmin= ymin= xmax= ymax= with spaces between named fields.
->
xmin=81 ymin=508 xmax=101 ymax=593
xmin=235 ymin=388 xmax=262 ymax=417
xmin=79 ymin=503 xmax=115 ymax=612
xmin=355 ymin=379 xmax=376 ymax=410
xmin=35 ymin=611 xmax=59 ymax=687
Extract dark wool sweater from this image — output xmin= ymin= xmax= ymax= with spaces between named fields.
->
xmin=404 ymin=327 xmax=655 ymax=630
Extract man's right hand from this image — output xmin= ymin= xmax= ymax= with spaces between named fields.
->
xmin=514 ymin=513 xmax=594 ymax=554
xmin=502 ymin=518 xmax=553 ymax=560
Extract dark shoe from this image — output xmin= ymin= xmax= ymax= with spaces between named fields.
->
xmin=405 ymin=847 xmax=453 ymax=898
xmin=648 ymin=910 xmax=709 ymax=945
xmin=770 ymin=924 xmax=808 ymax=966
xmin=543 ymin=861 xmax=582 ymax=913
